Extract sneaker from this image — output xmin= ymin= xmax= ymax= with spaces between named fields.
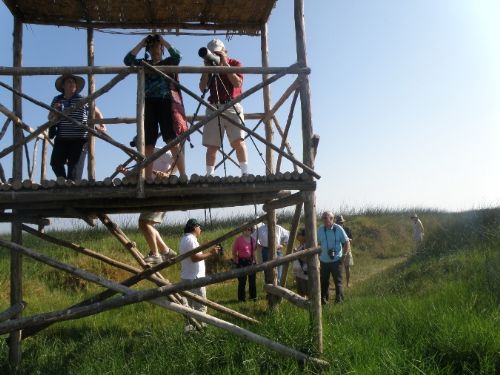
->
xmin=184 ymin=324 xmax=196 ymax=333
xmin=161 ymin=249 xmax=177 ymax=261
xmin=143 ymin=254 xmax=163 ymax=264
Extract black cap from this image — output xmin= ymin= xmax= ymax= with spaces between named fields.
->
xmin=184 ymin=218 xmax=201 ymax=233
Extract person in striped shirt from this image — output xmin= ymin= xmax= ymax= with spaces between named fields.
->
xmin=48 ymin=74 xmax=104 ymax=180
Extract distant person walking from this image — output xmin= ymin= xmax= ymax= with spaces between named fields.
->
xmin=411 ymin=214 xmax=424 ymax=251
xmin=335 ymin=215 xmax=354 ymax=288
xmin=317 ymin=210 xmax=350 ymax=304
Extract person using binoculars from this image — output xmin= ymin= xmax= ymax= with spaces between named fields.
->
xmin=199 ymin=39 xmax=249 ymax=177
xmin=124 ymin=34 xmax=187 ymax=180
xmin=317 ymin=210 xmax=350 ymax=305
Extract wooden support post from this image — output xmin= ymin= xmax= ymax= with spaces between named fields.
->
xmin=136 ymin=68 xmax=145 ymax=198
xmin=261 ymin=23 xmax=273 ymax=174
xmin=9 ymin=16 xmax=23 ymax=368
xmin=275 ymin=90 xmax=300 ymax=173
xmin=294 ymin=0 xmax=322 ymax=355
xmin=87 ymin=28 xmax=96 ymax=181
xmin=263 ymin=284 xmax=309 ymax=310
xmin=279 ymin=202 xmax=303 ymax=287
xmin=0 ymin=243 xmax=321 ymax=336
xmin=265 ymin=209 xmax=281 ymax=307
xmin=0 ymin=302 xmax=26 ymax=323
xmin=18 ymin=225 xmax=257 ymax=339
xmin=0 ymin=238 xmax=327 ymax=367
xmin=40 ymin=137 xmax=48 ymax=181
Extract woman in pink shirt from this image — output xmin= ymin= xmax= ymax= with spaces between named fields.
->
xmin=232 ymin=226 xmax=257 ymax=302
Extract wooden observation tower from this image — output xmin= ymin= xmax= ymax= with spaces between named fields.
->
xmin=0 ymin=0 xmax=324 ymax=368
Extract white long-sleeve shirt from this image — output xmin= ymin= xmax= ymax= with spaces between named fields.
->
xmin=252 ymin=224 xmax=289 ymax=248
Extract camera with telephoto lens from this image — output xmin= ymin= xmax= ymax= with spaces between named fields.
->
xmin=198 ymin=47 xmax=221 ymax=66
xmin=327 ymin=249 xmax=336 ymax=259
xmin=145 ymin=34 xmax=160 ymax=49
xmin=216 ymin=243 xmax=224 ymax=256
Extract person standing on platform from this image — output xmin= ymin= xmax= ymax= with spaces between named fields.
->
xmin=49 ymin=74 xmax=104 ymax=180
xmin=124 ymin=34 xmax=187 ymax=180
xmin=199 ymin=39 xmax=249 ymax=177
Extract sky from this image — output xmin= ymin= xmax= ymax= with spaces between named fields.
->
xmin=0 ymin=0 xmax=499 ymax=232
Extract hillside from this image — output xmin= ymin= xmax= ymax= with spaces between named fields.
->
xmin=0 ymin=209 xmax=499 ymax=374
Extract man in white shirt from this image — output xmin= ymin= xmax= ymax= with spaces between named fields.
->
xmin=253 ymin=222 xmax=289 ymax=283
xmin=179 ymin=218 xmax=220 ymax=332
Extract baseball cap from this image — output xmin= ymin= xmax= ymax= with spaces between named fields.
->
xmin=185 ymin=218 xmax=201 ymax=230
xmin=207 ymin=39 xmax=225 ymax=53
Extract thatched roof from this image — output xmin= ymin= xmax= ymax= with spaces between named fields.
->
xmin=2 ymin=0 xmax=278 ymax=35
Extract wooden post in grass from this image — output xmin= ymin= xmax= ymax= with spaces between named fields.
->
xmin=279 ymin=202 xmax=303 ymax=287
xmin=9 ymin=16 xmax=23 ymax=368
xmin=0 ymin=302 xmax=26 ymax=323
xmin=294 ymin=0 xmax=323 ymax=355
xmin=0 ymin=242 xmax=321 ymax=334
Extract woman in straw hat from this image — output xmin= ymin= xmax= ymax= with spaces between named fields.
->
xmin=49 ymin=74 xmax=104 ymax=180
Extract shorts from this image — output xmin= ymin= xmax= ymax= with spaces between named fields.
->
xmin=138 ymin=211 xmax=166 ymax=224
xmin=202 ymin=103 xmax=245 ymax=147
xmin=145 ymin=97 xmax=175 ymax=146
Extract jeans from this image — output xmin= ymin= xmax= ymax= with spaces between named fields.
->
xmin=261 ymin=247 xmax=283 ymax=283
xmin=320 ymin=261 xmax=343 ymax=303
xmin=237 ymin=258 xmax=256 ymax=301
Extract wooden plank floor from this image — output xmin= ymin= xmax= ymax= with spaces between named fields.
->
xmin=0 ymin=172 xmax=315 ymax=219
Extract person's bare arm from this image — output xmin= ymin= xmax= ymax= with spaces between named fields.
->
xmin=190 ymin=246 xmax=219 ymax=262
xmin=216 ymin=51 xmax=242 ymax=88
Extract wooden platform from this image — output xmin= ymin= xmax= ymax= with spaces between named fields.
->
xmin=0 ymin=172 xmax=315 ymax=219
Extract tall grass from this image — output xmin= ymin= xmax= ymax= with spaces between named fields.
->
xmin=0 ymin=209 xmax=499 ymax=374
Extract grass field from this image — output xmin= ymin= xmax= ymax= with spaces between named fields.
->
xmin=0 ymin=209 xmax=499 ymax=374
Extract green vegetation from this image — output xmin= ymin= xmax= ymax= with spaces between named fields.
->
xmin=0 ymin=209 xmax=498 ymax=374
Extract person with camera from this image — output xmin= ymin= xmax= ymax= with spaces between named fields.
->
xmin=48 ymin=74 xmax=104 ymax=180
xmin=179 ymin=219 xmax=221 ymax=332
xmin=317 ymin=210 xmax=350 ymax=305
xmin=124 ymin=34 xmax=187 ymax=181
xmin=232 ymin=226 xmax=257 ymax=302
xmin=199 ymin=39 xmax=249 ymax=177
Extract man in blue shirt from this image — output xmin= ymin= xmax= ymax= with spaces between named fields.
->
xmin=317 ymin=210 xmax=350 ymax=304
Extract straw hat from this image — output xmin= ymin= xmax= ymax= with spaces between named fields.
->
xmin=55 ymin=74 xmax=85 ymax=94
xmin=335 ymin=215 xmax=346 ymax=224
